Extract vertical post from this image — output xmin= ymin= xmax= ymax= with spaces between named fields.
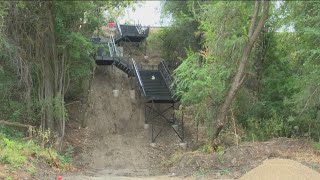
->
xmin=144 ymin=104 xmax=148 ymax=124
xmin=172 ymin=103 xmax=176 ymax=124
xmin=145 ymin=40 xmax=147 ymax=56
xmin=181 ymin=110 xmax=185 ymax=142
xmin=151 ymin=123 xmax=154 ymax=143
xmin=112 ymin=64 xmax=115 ymax=89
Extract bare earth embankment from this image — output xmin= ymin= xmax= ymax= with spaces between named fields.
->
xmin=56 ymin=66 xmax=320 ymax=180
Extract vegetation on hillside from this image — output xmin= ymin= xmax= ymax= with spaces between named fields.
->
xmin=157 ymin=1 xmax=320 ymax=144
xmin=0 ymin=133 xmax=73 ymax=178
xmin=0 ymin=1 xmax=134 ymax=177
xmin=0 ymin=0 xmax=319 ymax=177
xmin=0 ymin=1 xmax=133 ymax=145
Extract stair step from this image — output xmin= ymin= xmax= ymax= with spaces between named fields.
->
xmin=143 ymin=81 xmax=167 ymax=84
xmin=145 ymin=91 xmax=170 ymax=93
xmin=112 ymin=58 xmax=133 ymax=76
xmin=145 ymin=90 xmax=170 ymax=93
xmin=144 ymin=85 xmax=167 ymax=88
xmin=145 ymin=92 xmax=171 ymax=95
xmin=145 ymin=87 xmax=168 ymax=89
xmin=142 ymin=79 xmax=166 ymax=82
xmin=145 ymin=88 xmax=170 ymax=91
xmin=144 ymin=88 xmax=169 ymax=91
xmin=144 ymin=87 xmax=170 ymax=90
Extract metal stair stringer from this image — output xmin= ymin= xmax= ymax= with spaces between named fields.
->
xmin=113 ymin=57 xmax=134 ymax=77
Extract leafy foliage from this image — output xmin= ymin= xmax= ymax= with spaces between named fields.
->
xmin=0 ymin=1 xmax=135 ymax=144
xmin=160 ymin=1 xmax=202 ymax=62
xmin=172 ymin=1 xmax=257 ymax=136
xmin=165 ymin=1 xmax=320 ymax=141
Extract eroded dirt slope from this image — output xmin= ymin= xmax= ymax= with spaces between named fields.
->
xmin=77 ymin=66 xmax=150 ymax=176
xmin=65 ymin=66 xmax=184 ymax=178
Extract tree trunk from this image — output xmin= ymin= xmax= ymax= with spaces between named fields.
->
xmin=212 ymin=0 xmax=270 ymax=148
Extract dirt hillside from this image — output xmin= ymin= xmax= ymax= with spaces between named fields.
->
xmin=61 ymin=66 xmax=320 ymax=180
xmin=63 ymin=65 xmax=185 ymax=178
xmin=80 ymin=66 xmax=148 ymax=174
xmin=56 ymin=34 xmax=320 ymax=179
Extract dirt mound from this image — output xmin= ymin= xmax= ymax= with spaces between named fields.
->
xmin=240 ymin=158 xmax=320 ymax=180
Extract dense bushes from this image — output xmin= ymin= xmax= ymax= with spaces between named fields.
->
xmin=159 ymin=1 xmax=320 ymax=142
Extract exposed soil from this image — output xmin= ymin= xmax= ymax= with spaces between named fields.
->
xmin=166 ymin=137 xmax=320 ymax=179
xmin=52 ymin=41 xmax=320 ymax=179
xmin=60 ymin=66 xmax=187 ymax=179
xmin=58 ymin=65 xmax=320 ymax=180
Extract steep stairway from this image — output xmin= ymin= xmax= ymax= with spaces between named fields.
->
xmin=90 ymin=23 xmax=184 ymax=144
xmin=92 ymin=23 xmax=175 ymax=103
xmin=139 ymin=70 xmax=172 ymax=102
xmin=131 ymin=59 xmax=176 ymax=103
xmin=113 ymin=58 xmax=134 ymax=77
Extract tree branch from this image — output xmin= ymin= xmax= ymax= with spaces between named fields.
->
xmin=299 ymin=83 xmax=320 ymax=116
xmin=0 ymin=120 xmax=33 ymax=129
xmin=0 ymin=120 xmax=34 ymax=137
xmin=249 ymin=0 xmax=260 ymax=37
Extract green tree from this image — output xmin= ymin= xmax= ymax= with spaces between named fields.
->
xmin=160 ymin=0 xmax=203 ymax=63
xmin=284 ymin=1 xmax=320 ymax=139
xmin=0 ymin=1 xmax=134 ymax=148
xmin=171 ymin=1 xmax=270 ymax=145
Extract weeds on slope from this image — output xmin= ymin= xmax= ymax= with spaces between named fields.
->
xmin=0 ymin=133 xmax=73 ymax=178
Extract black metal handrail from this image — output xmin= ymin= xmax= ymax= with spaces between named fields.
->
xmin=132 ymin=59 xmax=146 ymax=96
xmin=158 ymin=61 xmax=173 ymax=91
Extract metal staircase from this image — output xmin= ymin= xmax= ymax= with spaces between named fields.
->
xmin=92 ymin=23 xmax=150 ymax=76
xmin=131 ymin=59 xmax=175 ymax=103
xmin=113 ymin=57 xmax=134 ymax=77
xmin=131 ymin=59 xmax=184 ymax=143
xmin=92 ymin=23 xmax=184 ymax=144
